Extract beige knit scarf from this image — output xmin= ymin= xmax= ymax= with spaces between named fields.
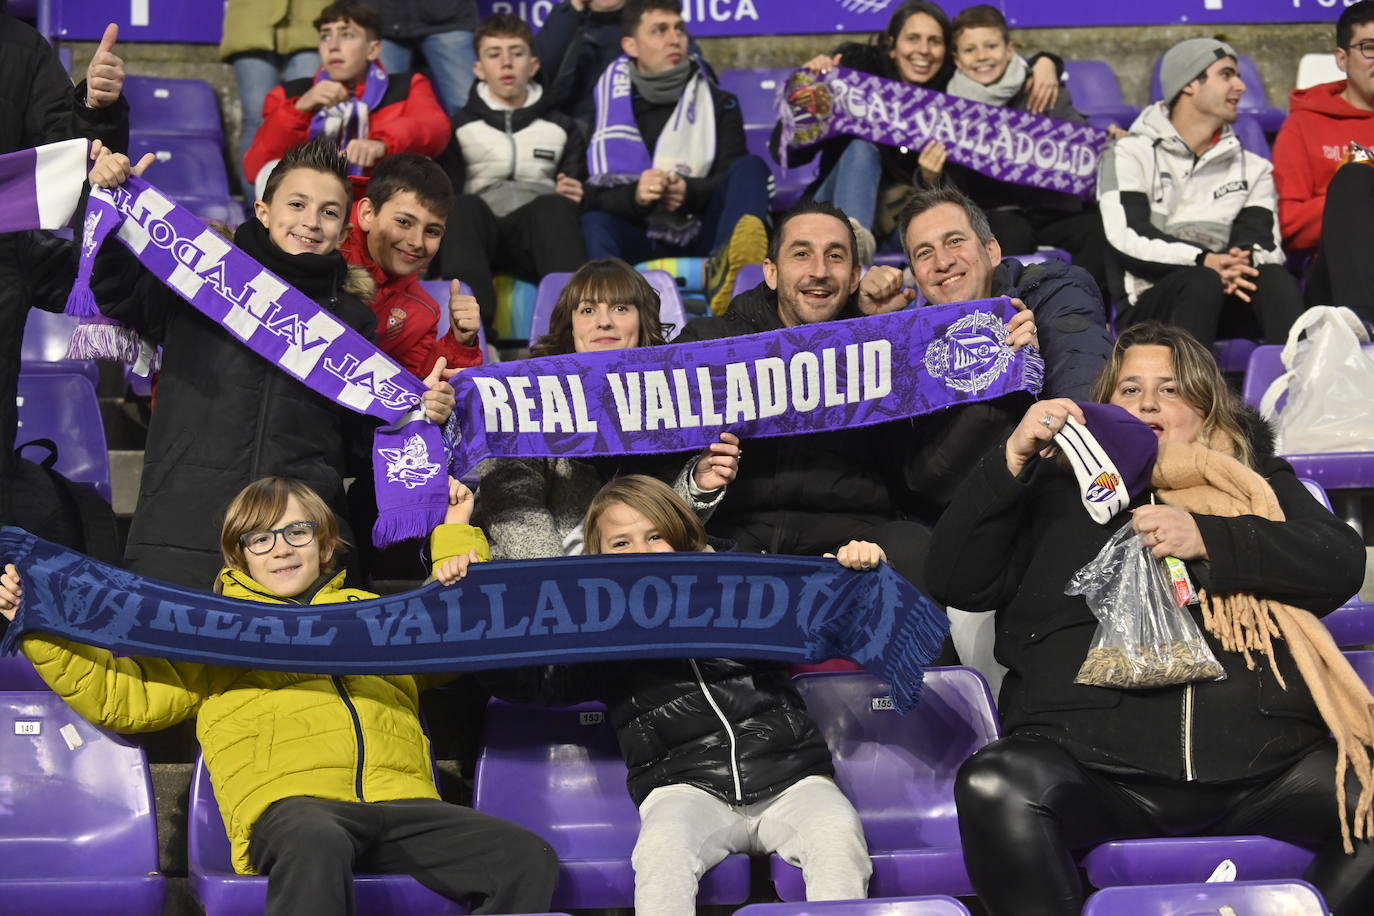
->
xmin=1153 ymin=440 xmax=1374 ymax=853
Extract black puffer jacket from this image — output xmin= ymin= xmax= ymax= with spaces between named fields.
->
xmin=928 ymin=415 xmax=1366 ymax=783
xmin=93 ymin=219 xmax=378 ymax=588
xmin=992 ymin=257 xmax=1110 ymax=400
xmin=0 ymin=11 xmax=128 ymax=485
xmin=674 ymin=283 xmax=1028 ymax=534
xmin=491 ymin=656 xmax=835 ymax=807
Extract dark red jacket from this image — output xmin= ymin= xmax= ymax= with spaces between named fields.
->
xmin=1272 ymin=80 xmax=1374 ymax=254
xmin=243 ymin=69 xmax=450 ymax=185
xmin=340 ymin=226 xmax=482 ymax=379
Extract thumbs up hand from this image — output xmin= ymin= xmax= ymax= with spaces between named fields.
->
xmin=421 ymin=357 xmax=457 ymax=424
xmin=86 ymin=24 xmax=125 ymax=110
xmin=447 ymin=280 xmax=481 ymax=347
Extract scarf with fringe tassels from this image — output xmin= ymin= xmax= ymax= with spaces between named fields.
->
xmin=1153 ymin=440 xmax=1374 ymax=853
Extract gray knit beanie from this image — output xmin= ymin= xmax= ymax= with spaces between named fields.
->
xmin=1159 ymin=37 xmax=1238 ymax=105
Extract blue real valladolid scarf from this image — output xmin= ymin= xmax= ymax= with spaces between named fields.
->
xmin=0 ymin=528 xmax=948 ymax=712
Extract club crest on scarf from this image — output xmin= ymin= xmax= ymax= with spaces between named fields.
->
xmin=1086 ymin=471 xmax=1122 ymax=503
xmin=81 ymin=209 xmax=102 ymax=258
xmin=923 ymin=311 xmax=1014 ymax=395
xmin=786 ymin=71 xmax=834 ymax=147
xmin=379 ymin=433 xmax=442 ymax=489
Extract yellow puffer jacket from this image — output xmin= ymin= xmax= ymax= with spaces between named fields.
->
xmin=22 ymin=523 xmax=489 ymax=876
xmin=219 ymin=0 xmax=330 ymax=60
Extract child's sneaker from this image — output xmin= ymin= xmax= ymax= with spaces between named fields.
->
xmin=705 ymin=213 xmax=767 ymax=316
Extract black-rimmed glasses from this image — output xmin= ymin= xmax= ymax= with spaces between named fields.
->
xmin=240 ymin=521 xmax=317 ymax=555
xmin=1346 ymin=40 xmax=1374 ymax=60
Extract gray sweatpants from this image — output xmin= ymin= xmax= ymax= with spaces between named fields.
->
xmin=630 ymin=775 xmax=871 ymax=916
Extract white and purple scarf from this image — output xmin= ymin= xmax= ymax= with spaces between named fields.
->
xmin=60 ymin=174 xmax=452 ymax=547
xmin=587 ymin=54 xmax=716 ymax=245
xmin=311 ymin=62 xmax=390 ymax=176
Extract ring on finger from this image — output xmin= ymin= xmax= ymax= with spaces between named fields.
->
xmin=1041 ymin=413 xmax=1055 ymax=429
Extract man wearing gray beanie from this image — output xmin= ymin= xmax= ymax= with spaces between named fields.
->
xmin=1097 ymin=37 xmax=1305 ymax=347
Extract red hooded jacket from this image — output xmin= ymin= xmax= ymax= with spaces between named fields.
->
xmin=1273 ymin=80 xmax=1374 ymax=254
xmin=340 ymin=224 xmax=482 ymax=379
xmin=243 ymin=69 xmax=450 ymax=185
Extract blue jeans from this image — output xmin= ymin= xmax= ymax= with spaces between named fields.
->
xmin=812 ymin=139 xmax=882 ymax=232
xmin=380 ymin=31 xmax=476 ymax=117
xmin=581 ymin=155 xmax=772 ymax=262
xmin=232 ymin=50 xmax=319 ymax=193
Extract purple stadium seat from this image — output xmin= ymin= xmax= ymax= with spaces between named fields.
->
xmin=1294 ymin=482 xmax=1374 ymax=646
xmin=124 ymin=74 xmax=225 ymax=142
xmin=21 ymin=307 xmax=98 ymax=384
xmin=1233 ymin=114 xmax=1271 ymax=158
xmin=416 ymin=278 xmax=490 ymax=356
xmin=181 ymin=196 xmax=244 ymax=225
xmin=16 ymin=370 xmax=112 ymax=501
xmin=473 ymin=699 xmax=752 ymax=909
xmin=1150 ymin=55 xmax=1286 ymax=135
xmin=1211 ymin=338 xmax=1259 ymax=375
xmin=717 ymin=68 xmax=791 ymax=128
xmin=131 ymin=135 xmax=233 ymax=201
xmin=1343 ymin=649 xmax=1374 ymax=688
xmin=735 ymin=896 xmax=971 ymax=915
xmin=0 ymin=690 xmax=165 ymax=915
xmin=732 ymin=262 xmax=766 ymax=300
xmin=1010 ymin=248 xmax=1072 ymax=267
xmin=770 ymin=668 xmax=1001 ymax=900
xmin=0 ymin=654 xmax=48 ymax=690
xmin=1063 ymin=60 xmax=1139 ymax=132
xmin=527 ymin=269 xmax=687 ymax=342
xmin=1082 ymin=836 xmax=1315 ymax=889
xmin=188 ymin=754 xmax=467 ymax=915
xmin=1082 ymin=879 xmax=1326 ymax=915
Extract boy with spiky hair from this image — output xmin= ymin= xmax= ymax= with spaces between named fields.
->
xmin=244 ymin=0 xmax=450 ymax=194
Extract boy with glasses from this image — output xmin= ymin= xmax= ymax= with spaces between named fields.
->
xmin=1273 ymin=0 xmax=1374 ymax=325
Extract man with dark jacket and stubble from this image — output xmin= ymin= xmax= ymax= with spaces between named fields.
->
xmin=675 ymin=199 xmax=1040 ymax=597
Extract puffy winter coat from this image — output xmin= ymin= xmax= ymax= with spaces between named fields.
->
xmin=356 ymin=0 xmax=478 ymax=40
xmin=20 ymin=522 xmax=488 ymax=876
xmin=445 ymin=81 xmax=587 ymax=218
xmin=1097 ymin=102 xmax=1285 ymax=307
xmin=243 ymin=70 xmax=450 ymax=184
xmin=94 ymin=218 xmax=378 ymax=588
xmin=491 ymin=654 xmax=835 ymax=806
xmin=991 ymin=257 xmax=1110 ymax=400
xmin=1272 ymin=80 xmax=1374 ymax=255
xmin=928 ymin=417 xmax=1365 ymax=782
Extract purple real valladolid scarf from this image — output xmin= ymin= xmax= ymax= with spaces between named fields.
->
xmin=64 ymin=176 xmax=452 ymax=548
xmin=447 ymin=297 xmax=1044 ymax=477
xmin=310 ymin=61 xmax=389 ymax=177
xmin=780 ymin=66 xmax=1109 ymax=199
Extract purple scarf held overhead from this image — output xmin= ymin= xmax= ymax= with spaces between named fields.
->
xmin=310 ymin=62 xmax=389 ymax=177
xmin=62 ymin=176 xmax=452 ymax=548
xmin=780 ymin=66 xmax=1109 ymax=199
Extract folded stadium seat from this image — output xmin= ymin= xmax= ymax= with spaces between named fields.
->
xmin=0 ymin=690 xmax=165 ymax=915
xmin=1211 ymin=338 xmax=1259 ymax=376
xmin=1008 ymin=248 xmax=1072 ymax=267
xmin=528 ymin=269 xmax=687 ymax=342
xmin=416 ymin=278 xmax=490 ymax=356
xmin=179 ymin=195 xmax=245 ymax=225
xmin=1082 ymin=879 xmax=1326 ymax=915
xmin=1241 ymin=343 xmax=1374 ymax=535
xmin=130 ymin=135 xmax=233 ymax=202
xmin=123 ymin=74 xmax=225 ymax=143
xmin=1232 ymin=114 xmax=1272 ymax=158
xmin=770 ymin=668 xmax=1001 ymax=900
xmin=1150 ymin=55 xmax=1286 ymax=135
xmin=188 ymin=754 xmax=467 ymax=915
xmin=1297 ymin=53 xmax=1344 ymax=91
xmin=1063 ymin=60 xmax=1139 ymax=132
xmin=0 ymin=654 xmax=49 ymax=690
xmin=21 ymin=307 xmax=98 ymax=384
xmin=1081 ymin=836 xmax=1316 ymax=889
xmin=731 ymin=262 xmax=766 ymax=300
xmin=1305 ymin=479 xmax=1374 ymax=646
xmin=734 ymin=896 xmax=972 ymax=915
xmin=16 ymin=370 xmax=112 ymax=501
xmin=473 ymin=699 xmax=752 ymax=909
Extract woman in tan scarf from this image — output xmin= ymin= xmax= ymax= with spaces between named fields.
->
xmin=928 ymin=321 xmax=1374 ymax=916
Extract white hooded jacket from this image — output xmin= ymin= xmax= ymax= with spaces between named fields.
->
xmin=1097 ymin=102 xmax=1285 ymax=306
